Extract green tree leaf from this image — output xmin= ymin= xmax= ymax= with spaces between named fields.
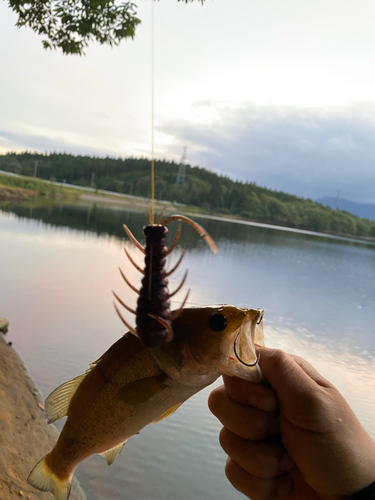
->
xmin=7 ymin=0 xmax=205 ymax=55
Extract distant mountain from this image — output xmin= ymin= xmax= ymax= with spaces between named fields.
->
xmin=318 ymin=197 xmax=375 ymax=221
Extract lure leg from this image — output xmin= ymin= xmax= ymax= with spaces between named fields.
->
xmin=147 ymin=314 xmax=174 ymax=339
xmin=166 ymin=251 xmax=185 ymax=277
xmin=168 ymin=270 xmax=188 ymax=298
xmin=113 ymin=302 xmax=137 ymax=334
xmin=162 ymin=215 xmax=218 ymax=254
xmin=123 ymin=225 xmax=146 ymax=254
xmin=119 ymin=267 xmax=140 ymax=294
xmin=124 ymin=248 xmax=144 ymax=274
xmin=165 ymin=224 xmax=182 ymax=256
xmin=171 ymin=290 xmax=190 ymax=321
xmin=156 ymin=207 xmax=167 ymax=225
xmin=112 ymin=291 xmax=136 ymax=315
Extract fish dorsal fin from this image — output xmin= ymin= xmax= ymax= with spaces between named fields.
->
xmin=45 ymin=373 xmax=87 ymax=424
xmin=45 ymin=333 xmax=145 ymax=424
xmin=88 ymin=355 xmax=103 ymax=370
xmin=99 ymin=441 xmax=127 ymax=466
xmin=149 ymin=402 xmax=183 ymax=425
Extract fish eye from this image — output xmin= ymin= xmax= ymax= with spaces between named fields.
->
xmin=208 ymin=313 xmax=228 ymax=332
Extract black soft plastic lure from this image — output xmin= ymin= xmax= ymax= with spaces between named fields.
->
xmin=113 ymin=210 xmax=218 ymax=348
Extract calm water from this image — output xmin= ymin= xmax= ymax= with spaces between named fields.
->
xmin=1 ymin=202 xmax=375 ymax=500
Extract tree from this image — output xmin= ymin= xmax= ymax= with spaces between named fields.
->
xmin=7 ymin=0 xmax=204 ymax=55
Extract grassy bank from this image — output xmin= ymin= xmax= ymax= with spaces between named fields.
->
xmin=0 ymin=172 xmax=84 ymax=205
xmin=0 ymin=171 xmax=191 ymax=212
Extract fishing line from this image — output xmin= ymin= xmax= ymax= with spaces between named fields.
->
xmin=150 ymin=0 xmax=155 ymax=225
xmin=148 ymin=0 xmax=155 ymax=299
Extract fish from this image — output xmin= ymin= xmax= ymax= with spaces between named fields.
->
xmin=27 ymin=305 xmax=265 ymax=500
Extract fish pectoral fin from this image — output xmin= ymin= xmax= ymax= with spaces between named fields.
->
xmin=117 ymin=373 xmax=167 ymax=406
xmin=45 ymin=373 xmax=87 ymax=424
xmin=99 ymin=441 xmax=127 ymax=466
xmin=149 ymin=402 xmax=183 ymax=425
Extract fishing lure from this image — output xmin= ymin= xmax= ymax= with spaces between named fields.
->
xmin=113 ymin=209 xmax=218 ymax=348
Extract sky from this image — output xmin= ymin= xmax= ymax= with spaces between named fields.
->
xmin=1 ymin=0 xmax=375 ymax=203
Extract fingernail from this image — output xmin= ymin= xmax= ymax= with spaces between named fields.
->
xmin=280 ymin=454 xmax=294 ymax=472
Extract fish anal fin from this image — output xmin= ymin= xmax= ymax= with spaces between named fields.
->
xmin=27 ymin=455 xmax=72 ymax=500
xmin=45 ymin=373 xmax=86 ymax=424
xmin=149 ymin=402 xmax=183 ymax=425
xmin=99 ymin=441 xmax=127 ymax=466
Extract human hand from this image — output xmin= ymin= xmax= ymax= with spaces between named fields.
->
xmin=208 ymin=347 xmax=375 ymax=500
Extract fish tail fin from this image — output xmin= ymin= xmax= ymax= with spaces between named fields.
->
xmin=27 ymin=454 xmax=72 ymax=500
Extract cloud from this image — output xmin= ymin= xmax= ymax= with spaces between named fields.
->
xmin=159 ymin=101 xmax=375 ymax=204
xmin=0 ymin=129 xmax=118 ymax=158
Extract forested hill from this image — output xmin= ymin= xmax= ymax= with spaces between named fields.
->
xmin=1 ymin=152 xmax=374 ymax=239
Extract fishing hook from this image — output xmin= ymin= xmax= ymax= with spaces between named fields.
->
xmin=233 ymin=331 xmax=260 ymax=367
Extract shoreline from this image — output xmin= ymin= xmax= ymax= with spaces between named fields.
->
xmin=1 ymin=174 xmax=374 ymax=245
xmin=0 ymin=328 xmax=85 ymax=500
xmin=77 ymin=193 xmax=375 ymax=247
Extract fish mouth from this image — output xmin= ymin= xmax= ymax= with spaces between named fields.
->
xmin=221 ymin=308 xmax=265 ymax=383
xmin=234 ymin=309 xmax=264 ymax=367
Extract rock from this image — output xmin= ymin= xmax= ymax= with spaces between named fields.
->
xmin=0 ymin=333 xmax=86 ymax=500
xmin=0 ymin=317 xmax=9 ymax=334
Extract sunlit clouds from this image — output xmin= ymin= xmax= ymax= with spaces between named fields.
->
xmin=160 ymin=101 xmax=375 ymax=203
xmin=1 ymin=0 xmax=375 ymax=202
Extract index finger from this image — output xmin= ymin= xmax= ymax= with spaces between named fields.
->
xmin=222 ymin=375 xmax=278 ymax=412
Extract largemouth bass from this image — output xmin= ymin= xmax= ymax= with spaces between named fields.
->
xmin=28 ymin=305 xmax=264 ymax=500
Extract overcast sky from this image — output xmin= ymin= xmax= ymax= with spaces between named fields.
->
xmin=1 ymin=0 xmax=375 ymax=203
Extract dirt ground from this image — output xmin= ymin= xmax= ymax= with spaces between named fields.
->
xmin=0 ymin=185 xmax=38 ymax=204
xmin=79 ymin=193 xmax=134 ymax=207
xmin=78 ymin=192 xmax=173 ymax=211
xmin=0 ymin=332 xmax=85 ymax=500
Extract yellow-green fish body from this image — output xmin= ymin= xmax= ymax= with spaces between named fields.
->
xmin=28 ymin=305 xmax=264 ymax=500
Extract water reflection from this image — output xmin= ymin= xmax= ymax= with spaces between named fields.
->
xmin=0 ymin=203 xmax=374 ymax=500
xmin=2 ymin=202 xmax=375 ymax=252
xmin=0 ymin=203 xmax=146 ymax=241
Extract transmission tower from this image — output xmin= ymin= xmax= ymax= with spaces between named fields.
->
xmin=175 ymin=146 xmax=187 ymax=187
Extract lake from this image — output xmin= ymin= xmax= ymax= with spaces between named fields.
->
xmin=1 ymin=201 xmax=375 ymax=500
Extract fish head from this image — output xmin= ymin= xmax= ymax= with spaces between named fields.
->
xmin=151 ymin=305 xmax=265 ymax=388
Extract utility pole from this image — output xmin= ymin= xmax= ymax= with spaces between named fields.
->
xmin=175 ymin=146 xmax=187 ymax=187
xmin=34 ymin=160 xmax=39 ymax=177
